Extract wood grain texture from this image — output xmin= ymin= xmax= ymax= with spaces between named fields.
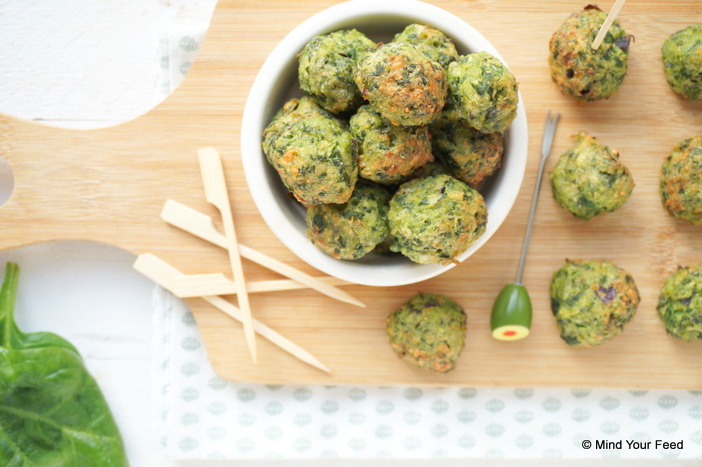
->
xmin=1 ymin=0 xmax=701 ymax=388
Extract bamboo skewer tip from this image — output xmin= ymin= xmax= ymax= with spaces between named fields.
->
xmin=591 ymin=0 xmax=627 ymax=50
xmin=198 ymin=148 xmax=258 ymax=364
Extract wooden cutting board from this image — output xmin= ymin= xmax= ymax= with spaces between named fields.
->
xmin=1 ymin=0 xmax=701 ymax=388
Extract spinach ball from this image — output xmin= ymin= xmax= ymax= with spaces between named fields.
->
xmin=447 ymin=51 xmax=519 ymax=134
xmin=548 ymin=5 xmax=631 ymax=101
xmin=262 ymin=96 xmax=333 ymax=156
xmin=305 ymin=183 xmax=390 ymax=260
xmin=349 ymin=105 xmax=434 ymax=184
xmin=386 ymin=292 xmax=467 ymax=373
xmin=263 ymin=114 xmax=357 ymax=206
xmin=354 ymin=42 xmax=448 ymax=127
xmin=660 ymin=135 xmax=702 ymax=225
xmin=298 ymin=29 xmax=377 ymax=114
xmin=388 ymin=174 xmax=487 ymax=265
xmin=657 ymin=264 xmax=702 ymax=342
xmin=551 ymin=132 xmax=634 ymax=220
xmin=550 ymin=259 xmax=640 ymax=347
xmin=392 ymin=23 xmax=459 ymax=69
xmin=662 ymin=24 xmax=702 ymax=100
xmin=430 ymin=101 xmax=504 ymax=188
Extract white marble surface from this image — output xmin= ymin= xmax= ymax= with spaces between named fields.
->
xmin=0 ymin=0 xmax=215 ymax=129
xmin=0 ymin=1 xmax=698 ymax=466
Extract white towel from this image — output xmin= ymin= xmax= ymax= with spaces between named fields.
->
xmin=152 ymin=286 xmax=702 ymax=461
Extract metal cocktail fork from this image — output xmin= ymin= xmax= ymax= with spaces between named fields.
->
xmin=490 ymin=110 xmax=560 ymax=341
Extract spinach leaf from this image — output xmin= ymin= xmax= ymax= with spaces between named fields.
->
xmin=0 ymin=262 xmax=129 ymax=466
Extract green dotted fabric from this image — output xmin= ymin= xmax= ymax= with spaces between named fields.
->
xmin=152 ymin=288 xmax=702 ymax=461
xmin=156 ymin=32 xmax=203 ymax=101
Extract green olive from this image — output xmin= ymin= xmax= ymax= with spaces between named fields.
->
xmin=490 ymin=283 xmax=532 ymax=341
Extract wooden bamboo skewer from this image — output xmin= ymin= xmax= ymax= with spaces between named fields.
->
xmin=134 ymin=253 xmax=349 ymax=298
xmin=170 ymin=274 xmax=350 ymax=297
xmin=591 ymin=0 xmax=627 ymax=50
xmin=133 ymin=254 xmax=329 ymax=373
xmin=161 ymin=199 xmax=365 ymax=307
xmin=198 ymin=147 xmax=256 ymax=364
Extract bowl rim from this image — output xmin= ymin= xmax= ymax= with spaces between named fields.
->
xmin=240 ymin=0 xmax=529 ymax=287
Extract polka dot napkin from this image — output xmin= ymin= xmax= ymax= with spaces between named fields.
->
xmin=151 ymin=287 xmax=702 ymax=461
xmin=156 ymin=32 xmax=202 ymax=100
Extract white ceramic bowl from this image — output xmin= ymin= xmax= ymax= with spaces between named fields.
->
xmin=241 ymin=0 xmax=528 ymax=287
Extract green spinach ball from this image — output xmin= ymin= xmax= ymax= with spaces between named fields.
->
xmin=447 ymin=51 xmax=519 ymax=134
xmin=263 ymin=114 xmax=357 ymax=206
xmin=660 ymin=135 xmax=702 ymax=225
xmin=657 ymin=265 xmax=702 ymax=342
xmin=349 ymin=105 xmax=434 ymax=184
xmin=551 ymin=132 xmax=634 ymax=220
xmin=392 ymin=23 xmax=459 ymax=69
xmin=662 ymin=24 xmax=702 ymax=100
xmin=388 ymin=174 xmax=487 ymax=265
xmin=549 ymin=5 xmax=630 ymax=101
xmin=550 ymin=259 xmax=640 ymax=347
xmin=354 ymin=42 xmax=448 ymax=127
xmin=386 ymin=292 xmax=467 ymax=373
xmin=298 ymin=29 xmax=377 ymax=114
xmin=305 ymin=183 xmax=390 ymax=260
xmin=430 ymin=102 xmax=504 ymax=188
xmin=262 ymin=96 xmax=333 ymax=156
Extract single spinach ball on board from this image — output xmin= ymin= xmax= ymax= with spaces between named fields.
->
xmin=550 ymin=259 xmax=640 ymax=347
xmin=262 ymin=96 xmax=334 ymax=155
xmin=548 ymin=5 xmax=631 ymax=101
xmin=392 ymin=23 xmax=459 ymax=69
xmin=263 ymin=114 xmax=357 ymax=206
xmin=349 ymin=105 xmax=434 ymax=184
xmin=662 ymin=24 xmax=702 ymax=100
xmin=447 ymin=51 xmax=519 ymax=134
xmin=386 ymin=292 xmax=467 ymax=373
xmin=298 ymin=29 xmax=377 ymax=114
xmin=388 ymin=174 xmax=487 ymax=265
xmin=429 ymin=101 xmax=504 ymax=188
xmin=305 ymin=183 xmax=391 ymax=260
xmin=551 ymin=132 xmax=634 ymax=220
xmin=354 ymin=42 xmax=448 ymax=127
xmin=660 ymin=135 xmax=702 ymax=225
xmin=657 ymin=264 xmax=702 ymax=342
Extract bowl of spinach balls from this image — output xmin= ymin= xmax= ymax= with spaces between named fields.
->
xmin=241 ymin=0 xmax=528 ymax=286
